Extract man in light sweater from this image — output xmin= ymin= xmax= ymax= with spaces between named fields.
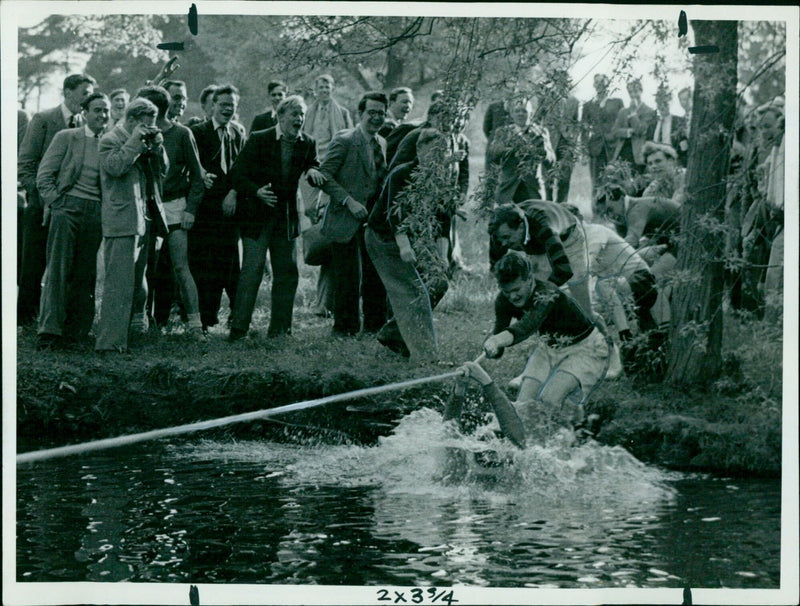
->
xmin=35 ymin=93 xmax=110 ymax=350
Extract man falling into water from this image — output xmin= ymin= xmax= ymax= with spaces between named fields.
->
xmin=447 ymin=252 xmax=610 ymax=446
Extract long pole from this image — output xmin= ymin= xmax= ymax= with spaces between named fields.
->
xmin=17 ymin=365 xmax=477 ymax=464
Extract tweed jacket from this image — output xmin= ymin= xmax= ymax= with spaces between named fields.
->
xmin=319 ymin=125 xmax=387 ymax=210
xmin=36 ymin=126 xmax=97 ymax=208
xmin=230 ymin=126 xmax=318 ymax=241
xmin=98 ymin=123 xmax=169 ymax=238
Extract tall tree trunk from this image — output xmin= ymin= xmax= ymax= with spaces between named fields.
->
xmin=667 ymin=20 xmax=739 ymax=384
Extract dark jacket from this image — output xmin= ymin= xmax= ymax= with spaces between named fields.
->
xmin=190 ymin=118 xmax=246 ymax=220
xmin=230 ymin=126 xmax=318 ymax=240
xmin=250 ymin=109 xmax=278 ymax=134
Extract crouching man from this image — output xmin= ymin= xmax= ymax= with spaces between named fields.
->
xmin=449 ymin=252 xmax=610 ymax=444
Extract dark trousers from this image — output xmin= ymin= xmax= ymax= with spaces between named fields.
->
xmin=18 ymin=192 xmax=48 ymax=324
xmin=589 ymin=149 xmax=608 ymax=200
xmin=330 ymin=227 xmax=387 ymax=334
xmin=545 ymin=140 xmax=576 ymax=204
xmin=37 ymin=194 xmax=102 ymax=339
xmin=188 ymin=214 xmax=239 ymax=329
xmin=231 ymin=217 xmax=297 ymax=336
xmin=629 ymin=268 xmax=658 ymax=332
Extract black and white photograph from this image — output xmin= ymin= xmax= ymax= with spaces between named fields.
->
xmin=2 ymin=2 xmax=798 ymax=605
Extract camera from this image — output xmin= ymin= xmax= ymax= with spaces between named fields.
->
xmin=141 ymin=130 xmax=160 ymax=146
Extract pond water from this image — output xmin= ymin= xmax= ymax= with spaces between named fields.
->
xmin=16 ymin=408 xmax=780 ymax=591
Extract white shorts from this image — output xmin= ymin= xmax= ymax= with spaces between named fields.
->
xmin=521 ymin=327 xmax=609 ymax=394
xmin=163 ymin=197 xmax=187 ymax=227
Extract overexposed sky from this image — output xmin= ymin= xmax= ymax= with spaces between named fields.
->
xmin=16 ymin=4 xmax=695 ymax=113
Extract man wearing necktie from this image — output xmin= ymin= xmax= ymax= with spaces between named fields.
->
xmin=34 ymin=93 xmax=110 ymax=350
xmin=228 ymin=95 xmax=323 ymax=340
xmin=648 ymin=84 xmax=688 ymax=168
xmin=189 ymin=85 xmax=246 ymax=332
xmin=612 ymin=79 xmax=656 ymax=174
xmin=319 ymin=92 xmax=390 ymax=336
xmin=18 ymin=73 xmax=96 ymax=326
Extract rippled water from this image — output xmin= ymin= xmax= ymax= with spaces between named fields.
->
xmin=16 ymin=408 xmax=780 ymax=589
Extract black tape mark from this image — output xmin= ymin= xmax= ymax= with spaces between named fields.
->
xmin=678 ymin=11 xmax=688 ymax=37
xmin=688 ymin=45 xmax=720 ymax=54
xmin=189 ymin=4 xmax=198 ymax=35
xmin=189 ymin=584 xmax=200 ymax=605
xmin=682 ymin=587 xmax=692 ymax=605
xmin=157 ymin=42 xmax=185 ymax=51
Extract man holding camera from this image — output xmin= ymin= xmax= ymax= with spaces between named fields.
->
xmin=95 ymin=98 xmax=169 ymax=352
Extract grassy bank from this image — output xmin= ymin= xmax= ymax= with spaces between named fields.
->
xmin=15 ymin=234 xmax=782 ymax=476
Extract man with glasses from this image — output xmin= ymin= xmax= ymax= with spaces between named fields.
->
xmin=318 ymin=92 xmax=390 ymax=336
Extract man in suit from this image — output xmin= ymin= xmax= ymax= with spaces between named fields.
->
xmin=581 ymin=73 xmax=624 ymax=200
xmin=34 ymin=93 xmax=110 ymax=350
xmin=229 ymin=95 xmax=324 ymax=340
xmin=250 ymin=80 xmax=287 ymax=133
xmin=18 ymin=73 xmax=96 ymax=325
xmin=319 ymin=92 xmax=389 ymax=336
xmin=648 ymin=85 xmax=689 ymax=167
xmin=95 ymin=98 xmax=169 ymax=352
xmin=302 ymin=74 xmax=353 ymax=317
xmin=189 ymin=85 xmax=246 ymax=332
xmin=378 ymin=87 xmax=414 ymax=138
xmin=612 ymin=79 xmax=656 ymax=174
xmin=534 ymin=70 xmax=580 ymax=203
xmin=487 ymin=94 xmax=555 ymax=205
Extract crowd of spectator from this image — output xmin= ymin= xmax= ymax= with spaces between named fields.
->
xmin=17 ymin=67 xmax=785 ymax=386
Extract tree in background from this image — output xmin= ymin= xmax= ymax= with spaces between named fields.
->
xmin=667 ymin=20 xmax=739 ymax=384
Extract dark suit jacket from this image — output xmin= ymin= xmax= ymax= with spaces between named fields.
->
xmin=386 ymin=122 xmax=420 ymax=168
xmin=646 ymin=114 xmax=688 ymax=166
xmin=377 ymin=117 xmax=399 ymax=140
xmin=190 ymin=119 xmax=246 ymax=220
xmin=612 ymin=102 xmax=657 ymax=165
xmin=18 ymin=106 xmax=77 ymax=207
xmin=230 ymin=127 xmax=318 ymax=240
xmin=250 ymin=109 xmax=278 ymax=134
xmin=541 ymin=95 xmax=580 ymax=156
xmin=581 ymin=97 xmax=624 ymax=159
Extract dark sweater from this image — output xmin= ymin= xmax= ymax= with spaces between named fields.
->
xmin=492 ymin=278 xmax=594 ymax=356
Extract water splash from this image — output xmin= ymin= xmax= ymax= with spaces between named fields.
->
xmin=176 ymin=407 xmax=676 ymax=506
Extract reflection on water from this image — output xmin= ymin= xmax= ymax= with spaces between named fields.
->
xmin=17 ymin=407 xmax=780 ymax=587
